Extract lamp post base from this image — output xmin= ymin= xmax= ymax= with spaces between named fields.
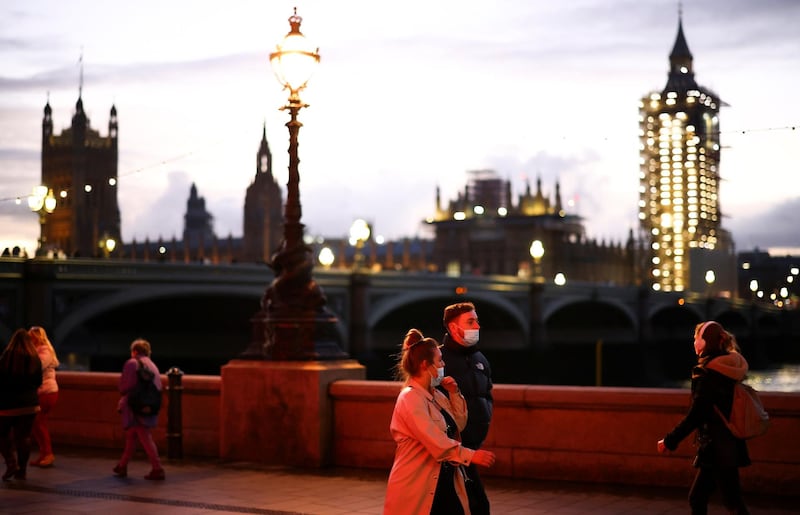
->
xmin=243 ymin=310 xmax=347 ymax=361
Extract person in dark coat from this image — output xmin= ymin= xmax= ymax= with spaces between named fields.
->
xmin=0 ymin=329 xmax=42 ymax=481
xmin=440 ymin=302 xmax=493 ymax=515
xmin=658 ymin=320 xmax=751 ymax=515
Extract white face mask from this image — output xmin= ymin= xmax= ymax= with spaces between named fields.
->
xmin=462 ymin=329 xmax=480 ymax=346
xmin=430 ymin=366 xmax=444 ymax=387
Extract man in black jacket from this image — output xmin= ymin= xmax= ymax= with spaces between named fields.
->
xmin=441 ymin=302 xmax=493 ymax=515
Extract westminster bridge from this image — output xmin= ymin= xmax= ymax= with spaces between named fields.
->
xmin=0 ymin=257 xmax=795 ymax=385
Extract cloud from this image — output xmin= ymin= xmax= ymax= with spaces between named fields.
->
xmin=727 ymin=197 xmax=800 ymax=250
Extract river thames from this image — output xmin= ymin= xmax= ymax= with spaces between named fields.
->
xmin=673 ymin=364 xmax=800 ymax=392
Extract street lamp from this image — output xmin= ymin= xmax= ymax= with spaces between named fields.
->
xmin=28 ymin=185 xmax=57 ymax=257
xmin=99 ymin=234 xmax=116 ymax=258
xmin=527 ymin=239 xmax=547 ymax=349
xmin=318 ymin=246 xmax=334 ymax=269
xmin=530 ymin=239 xmax=545 ymax=283
xmin=247 ymin=8 xmax=345 ymax=360
xmin=349 ymin=219 xmax=371 ymax=270
xmin=705 ymin=270 xmax=715 ymax=320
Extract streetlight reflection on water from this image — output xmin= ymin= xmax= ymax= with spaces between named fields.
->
xmin=676 ymin=365 xmax=800 ymax=392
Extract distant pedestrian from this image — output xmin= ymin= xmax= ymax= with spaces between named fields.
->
xmin=384 ymin=328 xmax=496 ymax=515
xmin=441 ymin=301 xmax=493 ymax=514
xmin=0 ymin=329 xmax=42 ymax=481
xmin=657 ymin=321 xmax=751 ymax=515
xmin=113 ymin=338 xmax=165 ymax=480
xmin=28 ymin=326 xmax=59 ymax=468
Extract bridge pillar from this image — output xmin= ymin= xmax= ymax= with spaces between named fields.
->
xmin=637 ymin=285 xmax=662 ymax=385
xmin=528 ymin=280 xmax=547 ymax=349
xmin=23 ymin=259 xmax=55 ymax=329
xmin=349 ymin=271 xmax=371 ymax=362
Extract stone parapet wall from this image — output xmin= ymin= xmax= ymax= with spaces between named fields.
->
xmin=51 ymin=371 xmax=221 ymax=458
xmin=49 ymin=372 xmax=800 ymax=495
xmin=330 ymin=381 xmax=800 ymax=495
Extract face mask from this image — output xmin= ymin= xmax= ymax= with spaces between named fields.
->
xmin=430 ymin=366 xmax=444 ymax=387
xmin=462 ymin=329 xmax=480 ymax=346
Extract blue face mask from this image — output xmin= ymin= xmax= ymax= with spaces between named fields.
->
xmin=430 ymin=366 xmax=444 ymax=387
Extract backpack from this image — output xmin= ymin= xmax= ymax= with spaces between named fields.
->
xmin=714 ymin=382 xmax=770 ymax=440
xmin=127 ymin=358 xmax=162 ymax=416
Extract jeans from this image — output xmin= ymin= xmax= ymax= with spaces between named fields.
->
xmin=118 ymin=425 xmax=162 ymax=471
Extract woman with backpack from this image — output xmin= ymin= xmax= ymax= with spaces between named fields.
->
xmin=113 ymin=338 xmax=165 ymax=480
xmin=657 ymin=321 xmax=751 ymax=515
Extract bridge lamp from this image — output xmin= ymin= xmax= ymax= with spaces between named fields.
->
xmin=349 ymin=219 xmax=371 ymax=271
xmin=28 ymin=185 xmax=57 ymax=257
xmin=749 ymin=279 xmax=758 ymax=302
xmin=318 ymin=246 xmax=334 ymax=269
xmin=245 ymin=9 xmax=345 ymax=361
xmin=99 ymin=234 xmax=116 ymax=258
xmin=704 ymin=269 xmax=716 ymax=298
xmin=529 ymin=239 xmax=545 ymax=283
xmin=554 ymin=272 xmax=566 ymax=286
xmin=704 ymin=269 xmax=715 ymax=319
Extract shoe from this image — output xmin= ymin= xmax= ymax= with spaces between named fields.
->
xmin=112 ymin=464 xmax=127 ymax=478
xmin=38 ymin=454 xmax=55 ymax=467
xmin=13 ymin=470 xmax=26 ymax=480
xmin=2 ymin=465 xmax=19 ymax=481
xmin=144 ymin=468 xmax=165 ymax=480
xmin=30 ymin=457 xmax=42 ymax=466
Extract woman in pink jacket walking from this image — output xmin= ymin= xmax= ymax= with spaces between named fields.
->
xmin=384 ymin=329 xmax=495 ymax=515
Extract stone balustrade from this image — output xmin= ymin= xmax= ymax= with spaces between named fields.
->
xmin=48 ymin=371 xmax=799 ymax=495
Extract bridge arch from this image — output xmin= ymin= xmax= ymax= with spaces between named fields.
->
xmin=544 ymin=295 xmax=638 ymax=329
xmin=54 ymin=284 xmax=261 ymax=344
xmin=368 ymin=290 xmax=527 ymax=333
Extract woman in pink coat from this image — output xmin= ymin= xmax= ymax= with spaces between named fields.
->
xmin=384 ymin=329 xmax=496 ymax=515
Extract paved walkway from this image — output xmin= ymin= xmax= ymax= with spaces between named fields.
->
xmin=1 ymin=447 xmax=796 ymax=514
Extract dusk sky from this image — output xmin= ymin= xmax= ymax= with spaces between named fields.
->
xmin=1 ymin=0 xmax=798 ymax=256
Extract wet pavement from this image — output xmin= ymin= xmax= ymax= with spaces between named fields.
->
xmin=1 ymin=447 xmax=797 ymax=514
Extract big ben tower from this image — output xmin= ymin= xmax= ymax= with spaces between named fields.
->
xmin=638 ymin=15 xmax=734 ymax=293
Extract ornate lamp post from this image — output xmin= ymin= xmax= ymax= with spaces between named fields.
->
xmin=99 ymin=234 xmax=117 ymax=258
xmin=528 ymin=239 xmax=546 ymax=349
xmin=318 ymin=246 xmax=334 ymax=269
xmin=349 ymin=219 xmax=371 ymax=271
xmin=530 ymin=239 xmax=545 ymax=283
xmin=28 ymin=185 xmax=56 ymax=257
xmin=246 ymin=8 xmax=346 ymax=360
xmin=705 ymin=269 xmax=715 ymax=320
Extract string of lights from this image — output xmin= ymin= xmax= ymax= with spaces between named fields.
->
xmin=1 ymin=142 xmax=223 ymax=205
xmin=1 ymin=124 xmax=796 ymax=206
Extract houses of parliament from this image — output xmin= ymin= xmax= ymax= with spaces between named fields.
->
xmin=34 ymin=17 xmax=740 ymax=296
